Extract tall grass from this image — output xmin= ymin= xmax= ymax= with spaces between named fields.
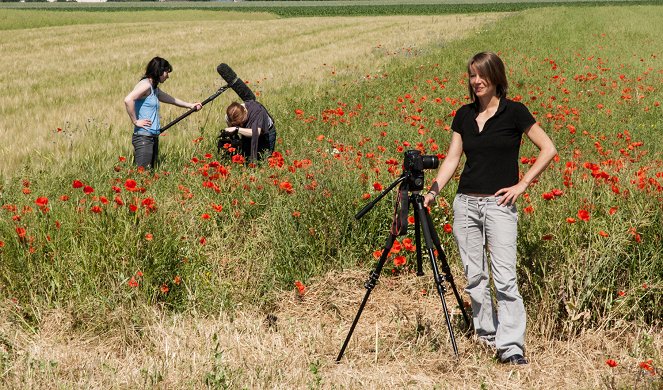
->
xmin=0 ymin=4 xmax=661 ymax=347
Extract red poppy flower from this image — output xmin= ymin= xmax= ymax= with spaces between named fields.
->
xmin=402 ymin=238 xmax=416 ymax=252
xmin=16 ymin=227 xmax=27 ymax=239
xmin=393 ymin=255 xmax=406 ymax=267
xmin=362 ymin=193 xmax=371 ymax=200
xmin=72 ymin=180 xmax=83 ymax=189
xmin=390 ymin=240 xmax=402 ymax=254
xmin=577 ymin=209 xmax=590 ymax=222
xmin=145 ymin=233 xmax=153 ymax=241
xmin=127 ymin=276 xmax=139 ymax=288
xmin=201 ymin=213 xmax=210 ymax=220
xmin=83 ymin=186 xmax=94 ymax=195
xmin=294 ymin=280 xmax=306 ymax=295
xmin=373 ymin=182 xmax=383 ymax=191
xmin=160 ymin=284 xmax=169 ymax=294
xmin=173 ymin=275 xmax=182 ymax=285
xmin=35 ymin=197 xmax=49 ymax=207
xmin=598 ymin=230 xmax=609 ymax=237
xmin=606 ymin=359 xmax=618 ymax=368
xmin=90 ymin=205 xmax=102 ymax=214
xmin=639 ymin=360 xmax=655 ymax=374
xmin=124 ymin=179 xmax=137 ymax=191
xmin=231 ymin=154 xmax=245 ymax=164
xmin=443 ymin=223 xmax=453 ymax=234
xmin=279 ymin=181 xmax=294 ymax=194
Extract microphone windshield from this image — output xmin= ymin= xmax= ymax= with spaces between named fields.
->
xmin=217 ymin=63 xmax=238 ymax=84
xmin=216 ymin=63 xmax=256 ymax=102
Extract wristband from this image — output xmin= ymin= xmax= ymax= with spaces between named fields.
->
xmin=427 ymin=191 xmax=437 ymax=198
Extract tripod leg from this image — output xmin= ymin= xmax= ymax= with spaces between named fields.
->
xmin=412 ymin=195 xmax=460 ymax=355
xmin=336 ymin=233 xmax=396 ymax=362
xmin=414 ymin=209 xmax=424 ymax=276
xmin=424 ymin=210 xmax=472 ymax=331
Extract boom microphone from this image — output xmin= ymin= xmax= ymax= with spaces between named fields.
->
xmin=216 ymin=63 xmax=256 ymax=102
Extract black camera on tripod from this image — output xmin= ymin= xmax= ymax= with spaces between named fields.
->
xmin=402 ymin=150 xmax=439 ymax=190
xmin=337 ymin=148 xmax=470 ymax=362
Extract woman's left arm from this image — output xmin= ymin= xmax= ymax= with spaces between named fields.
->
xmin=495 ymin=123 xmax=557 ymax=206
xmin=158 ymin=90 xmax=202 ymax=110
xmin=224 ymin=126 xmax=260 ymax=138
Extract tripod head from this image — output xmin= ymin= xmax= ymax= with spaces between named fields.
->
xmin=355 ymin=150 xmax=439 ymax=220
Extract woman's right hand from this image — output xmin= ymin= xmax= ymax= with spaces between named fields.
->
xmin=134 ymin=119 xmax=152 ymax=129
xmin=423 ymin=193 xmax=436 ymax=208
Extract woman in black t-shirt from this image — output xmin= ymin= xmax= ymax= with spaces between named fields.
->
xmin=424 ymin=52 xmax=556 ymax=365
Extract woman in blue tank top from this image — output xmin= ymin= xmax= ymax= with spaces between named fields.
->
xmin=124 ymin=57 xmax=202 ymax=169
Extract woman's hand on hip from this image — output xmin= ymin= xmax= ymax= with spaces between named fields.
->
xmin=135 ymin=119 xmax=152 ymax=129
xmin=494 ymin=181 xmax=528 ymax=206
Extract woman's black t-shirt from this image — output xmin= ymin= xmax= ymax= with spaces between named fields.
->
xmin=451 ymin=98 xmax=536 ymax=194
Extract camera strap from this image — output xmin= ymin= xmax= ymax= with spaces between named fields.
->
xmin=390 ymin=186 xmax=410 ymax=236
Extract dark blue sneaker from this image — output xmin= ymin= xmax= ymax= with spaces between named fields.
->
xmin=501 ymin=354 xmax=528 ymax=365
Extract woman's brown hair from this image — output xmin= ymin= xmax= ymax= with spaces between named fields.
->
xmin=226 ymin=102 xmax=248 ymax=127
xmin=467 ymin=51 xmax=508 ymax=102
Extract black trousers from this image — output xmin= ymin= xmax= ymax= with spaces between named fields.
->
xmin=132 ymin=134 xmax=159 ymax=168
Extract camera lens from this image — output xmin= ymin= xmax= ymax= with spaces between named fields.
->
xmin=421 ymin=155 xmax=439 ymax=170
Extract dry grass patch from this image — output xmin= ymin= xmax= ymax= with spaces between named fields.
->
xmin=1 ymin=269 xmax=660 ymax=389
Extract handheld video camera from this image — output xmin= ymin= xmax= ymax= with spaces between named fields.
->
xmin=216 ymin=130 xmax=242 ymax=157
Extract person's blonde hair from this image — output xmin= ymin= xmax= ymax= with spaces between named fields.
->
xmin=467 ymin=51 xmax=508 ymax=102
xmin=226 ymin=102 xmax=248 ymax=127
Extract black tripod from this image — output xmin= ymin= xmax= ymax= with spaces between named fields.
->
xmin=336 ymin=161 xmax=471 ymax=362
